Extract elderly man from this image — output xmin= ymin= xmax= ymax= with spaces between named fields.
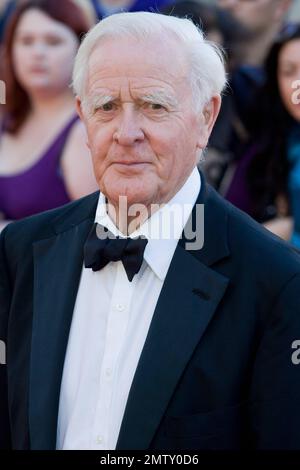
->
xmin=0 ymin=12 xmax=300 ymax=451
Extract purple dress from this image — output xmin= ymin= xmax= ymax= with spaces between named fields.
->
xmin=0 ymin=115 xmax=78 ymax=220
xmin=225 ymin=143 xmax=260 ymax=218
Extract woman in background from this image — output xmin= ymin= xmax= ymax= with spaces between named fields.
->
xmin=0 ymin=0 xmax=98 ymax=231
xmin=226 ymin=25 xmax=300 ymax=248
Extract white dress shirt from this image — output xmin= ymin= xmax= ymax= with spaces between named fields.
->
xmin=56 ymin=167 xmax=201 ymax=450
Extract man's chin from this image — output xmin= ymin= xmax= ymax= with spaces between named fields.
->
xmin=105 ymin=185 xmax=155 ymax=208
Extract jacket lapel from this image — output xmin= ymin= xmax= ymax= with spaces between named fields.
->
xmin=29 ymin=193 xmax=99 ymax=449
xmin=116 ymin=180 xmax=231 ymax=450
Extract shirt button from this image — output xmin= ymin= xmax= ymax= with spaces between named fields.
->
xmin=105 ymin=368 xmax=112 ymax=378
xmin=96 ymin=435 xmax=103 ymax=444
xmin=115 ymin=303 xmax=125 ymax=312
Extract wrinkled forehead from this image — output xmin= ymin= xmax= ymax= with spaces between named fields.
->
xmin=86 ymin=34 xmax=190 ymax=87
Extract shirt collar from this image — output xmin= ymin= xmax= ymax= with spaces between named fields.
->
xmin=94 ymin=167 xmax=201 ymax=281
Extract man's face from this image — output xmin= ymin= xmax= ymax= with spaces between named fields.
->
xmin=217 ymin=0 xmax=289 ymax=35
xmin=77 ymin=36 xmax=220 ymax=208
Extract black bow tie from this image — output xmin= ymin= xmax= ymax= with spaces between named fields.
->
xmin=84 ymin=223 xmax=148 ymax=281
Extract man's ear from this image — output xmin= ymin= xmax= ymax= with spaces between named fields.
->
xmin=203 ymin=95 xmax=222 ymax=132
xmin=75 ymin=96 xmax=90 ymax=149
xmin=76 ymin=96 xmax=84 ymax=121
xmin=196 ymin=94 xmax=222 ymax=150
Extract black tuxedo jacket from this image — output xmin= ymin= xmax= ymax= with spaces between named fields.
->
xmin=1 ymin=177 xmax=300 ymax=450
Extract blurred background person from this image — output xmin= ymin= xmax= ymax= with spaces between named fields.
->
xmin=162 ymin=0 xmax=247 ymax=188
xmin=85 ymin=0 xmax=175 ymax=22
xmin=218 ymin=0 xmax=292 ymax=67
xmin=162 ymin=0 xmax=244 ymax=67
xmin=0 ymin=1 xmax=95 ymax=42
xmin=0 ymin=0 xmax=98 ymax=231
xmin=217 ymin=0 xmax=292 ymax=139
xmin=225 ymin=25 xmax=300 ymax=247
xmin=195 ymin=0 xmax=294 ymax=193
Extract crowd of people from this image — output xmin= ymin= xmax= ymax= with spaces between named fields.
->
xmin=0 ymin=0 xmax=300 ymax=249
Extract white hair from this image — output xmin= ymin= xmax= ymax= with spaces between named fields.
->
xmin=72 ymin=12 xmax=227 ymax=111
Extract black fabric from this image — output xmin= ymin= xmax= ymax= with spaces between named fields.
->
xmin=84 ymin=223 xmax=148 ymax=281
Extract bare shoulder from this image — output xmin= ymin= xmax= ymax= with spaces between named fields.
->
xmin=61 ymin=119 xmax=89 ymax=160
xmin=61 ymin=120 xmax=97 ymax=199
xmin=67 ymin=119 xmax=88 ymax=143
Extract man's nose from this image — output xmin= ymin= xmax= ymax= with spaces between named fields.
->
xmin=113 ymin=108 xmax=144 ymax=146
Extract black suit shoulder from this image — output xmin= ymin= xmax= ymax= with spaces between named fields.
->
xmin=1 ymin=191 xmax=99 ymax=254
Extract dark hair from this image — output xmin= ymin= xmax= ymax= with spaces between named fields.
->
xmin=1 ymin=0 xmax=89 ymax=134
xmin=246 ymin=24 xmax=300 ymax=221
